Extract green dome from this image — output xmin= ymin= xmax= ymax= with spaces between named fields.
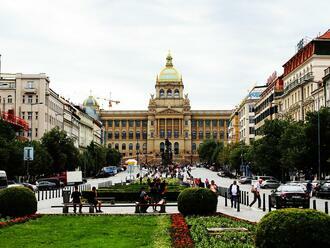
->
xmin=83 ymin=95 xmax=99 ymax=108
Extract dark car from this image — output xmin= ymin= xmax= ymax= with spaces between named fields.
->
xmin=270 ymin=185 xmax=310 ymax=209
xmin=36 ymin=181 xmax=57 ymax=190
xmin=316 ymin=181 xmax=330 ymax=199
xmin=239 ymin=176 xmax=252 ymax=184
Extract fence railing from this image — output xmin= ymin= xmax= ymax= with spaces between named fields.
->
xmin=98 ymin=180 xmax=113 ymax=188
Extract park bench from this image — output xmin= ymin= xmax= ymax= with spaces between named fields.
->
xmin=96 ymin=197 xmax=115 ymax=204
xmin=134 ymin=200 xmax=178 ymax=214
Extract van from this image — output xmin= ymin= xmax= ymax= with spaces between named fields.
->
xmin=0 ymin=170 xmax=8 ymax=189
xmin=251 ymin=176 xmax=276 ymax=186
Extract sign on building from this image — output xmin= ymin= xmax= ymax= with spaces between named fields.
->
xmin=24 ymin=147 xmax=34 ymax=161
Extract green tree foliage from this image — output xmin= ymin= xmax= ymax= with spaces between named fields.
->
xmin=41 ymin=127 xmax=79 ymax=173
xmin=229 ymin=142 xmax=249 ymax=174
xmin=106 ymin=148 xmax=122 ymax=167
xmin=198 ymin=139 xmax=223 ymax=165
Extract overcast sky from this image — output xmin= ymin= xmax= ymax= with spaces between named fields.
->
xmin=0 ymin=0 xmax=329 ymax=110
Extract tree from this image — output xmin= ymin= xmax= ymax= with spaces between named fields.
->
xmin=41 ymin=127 xmax=79 ymax=173
xmin=228 ymin=142 xmax=249 ymax=174
xmin=106 ymin=148 xmax=122 ymax=167
xmin=198 ymin=139 xmax=223 ymax=166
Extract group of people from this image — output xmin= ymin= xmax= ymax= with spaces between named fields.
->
xmin=71 ymin=186 xmax=102 ymax=213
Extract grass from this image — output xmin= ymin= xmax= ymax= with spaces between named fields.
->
xmin=0 ymin=215 xmax=171 ymax=248
xmin=186 ymin=215 xmax=256 ymax=248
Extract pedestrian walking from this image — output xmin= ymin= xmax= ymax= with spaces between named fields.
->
xmin=210 ymin=180 xmax=218 ymax=194
xmin=306 ymin=180 xmax=313 ymax=197
xmin=229 ymin=180 xmax=239 ymax=208
xmin=249 ymin=179 xmax=262 ymax=208
xmin=205 ymin=178 xmax=210 ymax=188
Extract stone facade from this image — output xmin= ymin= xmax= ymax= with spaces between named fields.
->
xmin=100 ymin=53 xmax=232 ymax=164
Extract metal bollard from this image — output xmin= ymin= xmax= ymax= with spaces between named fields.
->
xmin=42 ymin=190 xmax=44 ymax=200
xmin=247 ymin=192 xmax=249 ymax=206
xmin=244 ymin=191 xmax=246 ymax=205
xmin=263 ymin=194 xmax=266 ymax=212
xmin=237 ymin=196 xmax=240 ymax=212
xmin=225 ymin=192 xmax=228 ymax=207
xmin=325 ymin=202 xmax=329 ymax=214
xmin=268 ymin=195 xmax=272 ymax=212
xmin=313 ymin=200 xmax=316 ymax=210
xmin=38 ymin=191 xmax=40 ymax=201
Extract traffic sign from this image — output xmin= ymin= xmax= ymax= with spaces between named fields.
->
xmin=24 ymin=147 xmax=34 ymax=161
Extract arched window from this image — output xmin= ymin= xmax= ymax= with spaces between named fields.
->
xmin=129 ymin=131 xmax=133 ymax=139
xmin=122 ymin=143 xmax=126 ymax=150
xmin=160 ymin=89 xmax=165 ymax=97
xmin=136 ymin=131 xmax=140 ymax=140
xmin=167 ymin=89 xmax=172 ymax=97
xmin=136 ymin=143 xmax=140 ymax=150
xmin=115 ymin=131 xmax=119 ymax=139
xmin=192 ymin=143 xmax=196 ymax=151
xmin=160 ymin=142 xmax=165 ymax=153
xmin=129 ymin=143 xmax=133 ymax=150
xmin=7 ymin=95 xmax=12 ymax=104
xmin=192 ymin=131 xmax=197 ymax=139
xmin=174 ymin=142 xmax=179 ymax=155
xmin=122 ymin=131 xmax=126 ymax=139
xmin=115 ymin=143 xmax=119 ymax=150
xmin=108 ymin=143 xmax=112 ymax=149
xmin=174 ymin=89 xmax=179 ymax=97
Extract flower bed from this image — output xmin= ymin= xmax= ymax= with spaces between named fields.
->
xmin=186 ymin=215 xmax=256 ymax=248
xmin=171 ymin=214 xmax=194 ymax=248
xmin=0 ymin=214 xmax=41 ymax=229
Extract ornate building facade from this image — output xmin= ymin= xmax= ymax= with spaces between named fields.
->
xmin=99 ymin=53 xmax=232 ymax=164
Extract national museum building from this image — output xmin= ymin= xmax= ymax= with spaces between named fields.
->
xmin=95 ymin=53 xmax=232 ymax=164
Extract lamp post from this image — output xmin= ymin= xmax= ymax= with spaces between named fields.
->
xmin=312 ymin=95 xmax=321 ymax=180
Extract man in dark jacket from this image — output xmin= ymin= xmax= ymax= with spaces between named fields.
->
xmin=229 ymin=180 xmax=240 ymax=209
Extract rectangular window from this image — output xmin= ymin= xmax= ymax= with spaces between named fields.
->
xmin=121 ymin=120 xmax=127 ymax=127
xmin=185 ymin=131 xmax=188 ymax=138
xmin=108 ymin=132 xmax=113 ymax=139
xmin=115 ymin=120 xmax=120 ymax=127
xmin=27 ymin=81 xmax=34 ymax=89
xmin=212 ymin=120 xmax=217 ymax=127
xmin=219 ymin=119 xmax=224 ymax=127
xmin=129 ymin=120 xmax=134 ymax=127
xmin=35 ymin=128 xmax=38 ymax=137
xmin=28 ymin=95 xmax=33 ymax=104
xmin=198 ymin=120 xmax=204 ymax=127
xmin=135 ymin=120 xmax=141 ymax=127
xmin=108 ymin=120 xmax=113 ymax=127
xmin=22 ymin=112 xmax=25 ymax=119
xmin=205 ymin=120 xmax=210 ymax=127
xmin=22 ymin=95 xmax=25 ymax=103
xmin=174 ymin=130 xmax=179 ymax=138
xmin=151 ymin=121 xmax=154 ymax=126
xmin=27 ymin=129 xmax=32 ymax=137
xmin=142 ymin=120 xmax=147 ymax=127
xmin=36 ymin=95 xmax=39 ymax=103
xmin=35 ymin=111 xmax=38 ymax=120
xmin=28 ymin=112 xmax=32 ymax=120
xmin=185 ymin=120 xmax=188 ymax=126
xmin=142 ymin=132 xmax=147 ymax=139
xmin=160 ymin=130 xmax=165 ymax=138
xmin=191 ymin=120 xmax=196 ymax=127
xmin=192 ymin=131 xmax=197 ymax=139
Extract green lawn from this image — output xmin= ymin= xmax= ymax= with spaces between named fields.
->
xmin=186 ymin=215 xmax=256 ymax=248
xmin=0 ymin=215 xmax=171 ymax=248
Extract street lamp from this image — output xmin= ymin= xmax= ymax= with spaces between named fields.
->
xmin=312 ymin=95 xmax=321 ymax=180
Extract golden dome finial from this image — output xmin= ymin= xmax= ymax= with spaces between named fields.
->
xmin=166 ymin=50 xmax=173 ymax=67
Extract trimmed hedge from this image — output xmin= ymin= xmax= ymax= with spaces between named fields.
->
xmin=256 ymin=208 xmax=330 ymax=248
xmin=178 ymin=188 xmax=217 ymax=216
xmin=0 ymin=187 xmax=37 ymax=217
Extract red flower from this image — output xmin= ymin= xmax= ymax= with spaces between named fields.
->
xmin=0 ymin=214 xmax=41 ymax=229
xmin=170 ymin=214 xmax=194 ymax=248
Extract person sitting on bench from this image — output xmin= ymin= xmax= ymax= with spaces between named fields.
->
xmin=71 ymin=185 xmax=82 ymax=213
xmin=91 ymin=186 xmax=102 ymax=213
xmin=138 ymin=187 xmax=151 ymax=213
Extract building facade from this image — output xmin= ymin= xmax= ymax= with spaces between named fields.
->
xmin=281 ymin=30 xmax=330 ymax=121
xmin=254 ymin=73 xmax=283 ymax=139
xmin=100 ymin=53 xmax=232 ymax=164
xmin=323 ymin=67 xmax=330 ymax=107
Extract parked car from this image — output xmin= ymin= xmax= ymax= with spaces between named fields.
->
xmin=217 ymin=171 xmax=236 ymax=179
xmin=316 ymin=181 xmax=330 ymax=199
xmin=22 ymin=182 xmax=38 ymax=192
xmin=36 ymin=181 xmax=57 ymax=190
xmin=270 ymin=185 xmax=310 ymax=209
xmin=251 ymin=176 xmax=277 ymax=186
xmin=285 ymin=181 xmax=307 ymax=191
xmin=261 ymin=179 xmax=281 ymax=189
xmin=238 ymin=176 xmax=252 ymax=184
xmin=36 ymin=178 xmax=62 ymax=188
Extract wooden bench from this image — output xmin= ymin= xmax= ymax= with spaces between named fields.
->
xmin=134 ymin=200 xmax=178 ymax=214
xmin=52 ymin=203 xmax=96 ymax=213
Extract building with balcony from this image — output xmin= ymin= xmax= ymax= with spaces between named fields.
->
xmin=99 ymin=53 xmax=232 ymax=164
xmin=281 ymin=30 xmax=330 ymax=121
xmin=254 ymin=72 xmax=283 ymax=139
xmin=228 ymin=109 xmax=239 ymax=144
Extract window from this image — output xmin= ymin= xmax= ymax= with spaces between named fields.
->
xmin=219 ymin=119 xmax=224 ymax=127
xmin=160 ymin=142 xmax=165 ymax=153
xmin=36 ymin=95 xmax=38 ymax=103
xmin=199 ymin=131 xmax=203 ymax=139
xmin=167 ymin=130 xmax=172 ymax=138
xmin=108 ymin=120 xmax=113 ymax=127
xmin=22 ymin=112 xmax=25 ymax=119
xmin=160 ymin=89 xmax=165 ymax=97
xmin=35 ymin=128 xmax=38 ymax=137
xmin=136 ymin=131 xmax=140 ymax=140
xmin=27 ymin=129 xmax=32 ymax=137
xmin=22 ymin=95 xmax=25 ymax=103
xmin=122 ymin=131 xmax=126 ymax=139
xmin=122 ymin=143 xmax=126 ymax=150
xmin=185 ymin=131 xmax=188 ymax=138
xmin=115 ymin=120 xmax=120 ymax=127
xmin=121 ymin=120 xmax=127 ymax=127
xmin=28 ymin=95 xmax=33 ymax=104
xmin=27 ymin=81 xmax=34 ymax=89
xmin=174 ymin=142 xmax=179 ymax=155
xmin=167 ymin=89 xmax=172 ymax=97
xmin=7 ymin=95 xmax=12 ymax=104
xmin=174 ymin=130 xmax=179 ymax=138
xmin=192 ymin=131 xmax=196 ymax=139
xmin=249 ymin=105 xmax=254 ymax=112
xmin=129 ymin=143 xmax=133 ymax=150
xmin=150 ymin=132 xmax=154 ymax=138
xmin=129 ymin=120 xmax=134 ymax=127
xmin=213 ymin=131 xmax=218 ymax=139
xmin=206 ymin=131 xmax=210 ymax=139
xmin=191 ymin=120 xmax=196 ymax=127
xmin=142 ymin=120 xmax=147 ymax=127
xmin=35 ymin=111 xmax=38 ymax=120
xmin=115 ymin=131 xmax=119 ymax=139
xmin=249 ymin=127 xmax=255 ymax=135
xmin=129 ymin=131 xmax=133 ymax=139
xmin=185 ymin=120 xmax=188 ymax=126
xmin=192 ymin=143 xmax=196 ymax=151
xmin=142 ymin=131 xmax=147 ymax=139
xmin=151 ymin=120 xmax=154 ymax=126
xmin=28 ymin=112 xmax=32 ymax=120
xmin=212 ymin=120 xmax=217 ymax=127
xmin=160 ymin=130 xmax=165 ymax=138
xmin=205 ymin=120 xmax=210 ymax=127
xmin=0 ymin=96 xmax=1 ymax=103
xmin=174 ymin=89 xmax=179 ymax=97
xmin=115 ymin=143 xmax=119 ymax=150
xmin=108 ymin=144 xmax=112 ymax=149
xmin=135 ymin=120 xmax=141 ymax=127
xmin=108 ymin=132 xmax=113 ymax=139
xmin=198 ymin=120 xmax=204 ymax=127
xmin=136 ymin=143 xmax=140 ymax=150
xmin=249 ymin=116 xmax=254 ymax=124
